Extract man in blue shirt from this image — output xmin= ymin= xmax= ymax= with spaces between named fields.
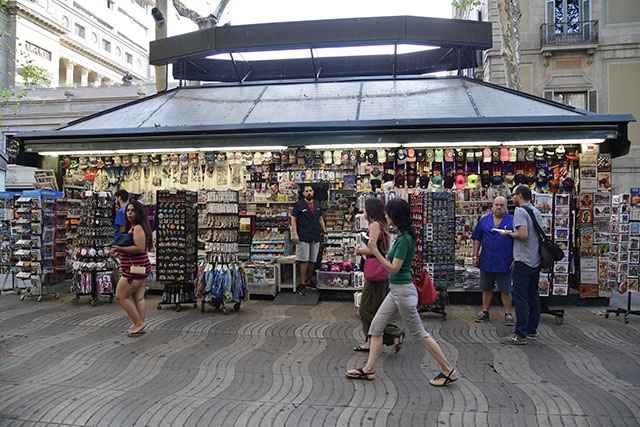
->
xmin=471 ymin=196 xmax=514 ymax=326
xmin=113 ymin=189 xmax=129 ymax=239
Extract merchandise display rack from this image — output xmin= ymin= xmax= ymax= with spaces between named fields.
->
xmin=197 ymin=190 xmax=245 ymax=313
xmin=13 ymin=190 xmax=62 ymax=301
xmin=411 ymin=191 xmax=448 ymax=320
xmin=315 ymin=187 xmax=358 ymax=291
xmin=0 ymin=192 xmax=18 ymax=294
xmin=52 ymin=198 xmax=69 ymax=283
xmin=70 ymin=191 xmax=116 ymax=306
xmin=424 ymin=192 xmax=456 ymax=289
xmin=245 ymin=191 xmax=293 ymax=297
xmin=156 ymin=189 xmax=198 ymax=312
xmin=605 ymin=193 xmax=640 ymax=323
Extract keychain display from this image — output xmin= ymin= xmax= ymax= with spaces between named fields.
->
xmin=196 ymin=190 xmax=246 ymax=313
xmin=71 ymin=190 xmax=117 ymax=306
xmin=156 ymin=190 xmax=198 ymax=312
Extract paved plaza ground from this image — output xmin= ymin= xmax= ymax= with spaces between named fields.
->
xmin=0 ymin=286 xmax=638 ymax=426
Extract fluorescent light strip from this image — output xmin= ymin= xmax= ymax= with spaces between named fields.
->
xmin=199 ymin=146 xmax=288 ymax=151
xmin=305 ymin=143 xmax=401 ymax=150
xmin=512 ymin=139 xmax=604 ymax=146
xmin=403 ymin=141 xmax=502 ymax=148
xmin=38 ymin=139 xmax=605 ymax=157
xmin=404 ymin=139 xmax=605 ymax=148
xmin=116 ymin=148 xmax=180 ymax=154
xmin=40 ymin=150 xmax=117 ymax=156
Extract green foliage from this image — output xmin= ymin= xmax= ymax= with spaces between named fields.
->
xmin=452 ymin=0 xmax=481 ymax=8
xmin=20 ymin=63 xmax=52 ymax=87
xmin=1 ymin=0 xmax=29 ymax=117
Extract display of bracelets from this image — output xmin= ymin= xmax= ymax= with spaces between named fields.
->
xmin=206 ymin=252 xmax=238 ymax=264
xmin=71 ymin=259 xmax=117 ymax=271
xmin=198 ymin=214 xmax=239 ymax=229
xmin=77 ymin=237 xmax=113 ymax=247
xmin=201 ymin=190 xmax=238 ymax=203
xmin=75 ymin=246 xmax=112 ymax=258
xmin=204 ymin=242 xmax=238 ymax=253
xmin=204 ymin=202 xmax=238 ymax=214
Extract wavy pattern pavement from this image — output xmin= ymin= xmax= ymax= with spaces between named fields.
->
xmin=0 ymin=291 xmax=638 ymax=426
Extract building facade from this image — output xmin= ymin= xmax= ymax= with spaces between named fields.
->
xmin=1 ymin=0 xmax=154 ymax=89
xmin=479 ymin=0 xmax=640 ymax=192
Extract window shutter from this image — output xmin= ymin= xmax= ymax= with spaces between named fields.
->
xmin=545 ymin=0 xmax=556 ymax=42
xmin=583 ymin=0 xmax=591 ymax=40
xmin=588 ymin=89 xmax=598 ymax=113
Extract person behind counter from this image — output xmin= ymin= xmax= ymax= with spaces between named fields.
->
xmin=290 ymin=185 xmax=328 ymax=296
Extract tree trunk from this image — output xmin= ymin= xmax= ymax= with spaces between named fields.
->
xmin=496 ymin=0 xmax=521 ymax=91
xmin=172 ymin=0 xmax=228 ymax=29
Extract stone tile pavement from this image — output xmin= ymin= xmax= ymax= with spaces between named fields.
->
xmin=0 ymin=286 xmax=639 ymax=427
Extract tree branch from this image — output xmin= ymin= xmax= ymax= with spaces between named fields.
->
xmin=172 ymin=0 xmax=218 ymax=29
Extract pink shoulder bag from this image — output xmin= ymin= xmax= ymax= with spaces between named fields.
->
xmin=363 ymin=222 xmax=389 ymax=282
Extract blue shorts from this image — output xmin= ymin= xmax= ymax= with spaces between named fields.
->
xmin=479 ymin=270 xmax=512 ymax=294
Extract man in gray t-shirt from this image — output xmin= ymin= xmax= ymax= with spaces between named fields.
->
xmin=497 ymin=185 xmax=542 ymax=345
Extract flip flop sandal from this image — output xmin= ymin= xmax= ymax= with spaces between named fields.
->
xmin=353 ymin=345 xmax=370 ymax=352
xmin=393 ymin=330 xmax=406 ymax=355
xmin=429 ymin=368 xmax=459 ymax=387
xmin=126 ymin=326 xmax=146 ymax=336
xmin=346 ymin=367 xmax=375 ymax=380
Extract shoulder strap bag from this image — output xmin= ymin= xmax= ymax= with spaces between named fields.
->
xmin=521 ymin=205 xmax=565 ymax=270
xmin=363 ymin=222 xmax=389 ymax=282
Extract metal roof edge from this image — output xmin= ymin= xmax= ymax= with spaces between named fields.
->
xmin=150 ymin=16 xmax=492 ymax=66
xmin=55 ymin=87 xmax=181 ymax=130
xmin=16 ymin=114 xmax=634 ymax=142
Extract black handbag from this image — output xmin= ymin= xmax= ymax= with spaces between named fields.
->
xmin=113 ymin=232 xmax=133 ymax=247
xmin=522 ymin=205 xmax=565 ymax=270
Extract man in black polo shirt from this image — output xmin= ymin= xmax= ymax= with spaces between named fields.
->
xmin=291 ymin=185 xmax=328 ymax=295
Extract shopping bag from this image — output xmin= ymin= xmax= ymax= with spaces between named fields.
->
xmin=414 ymin=268 xmax=436 ymax=305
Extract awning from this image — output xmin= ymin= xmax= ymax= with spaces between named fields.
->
xmin=16 ymin=76 xmax=634 ymax=157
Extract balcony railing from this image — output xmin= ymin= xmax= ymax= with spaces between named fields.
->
xmin=540 ymin=20 xmax=599 ymax=47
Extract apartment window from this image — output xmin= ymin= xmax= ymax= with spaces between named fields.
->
xmin=107 ymin=0 xmax=114 ymax=10
xmin=103 ymin=39 xmax=111 ymax=52
xmin=544 ymin=89 xmax=598 ymax=112
xmin=125 ymin=53 xmax=133 ymax=64
xmin=546 ymin=0 xmax=591 ymax=34
xmin=75 ymin=24 xmax=85 ymax=39
xmin=553 ymin=91 xmax=586 ymax=109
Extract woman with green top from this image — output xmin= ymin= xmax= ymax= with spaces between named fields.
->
xmin=345 ymin=198 xmax=458 ymax=387
xmin=353 ymin=197 xmax=404 ymax=353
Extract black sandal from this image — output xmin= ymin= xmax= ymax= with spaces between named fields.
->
xmin=345 ymin=367 xmax=375 ymax=380
xmin=429 ymin=368 xmax=458 ymax=387
xmin=393 ymin=330 xmax=406 ymax=355
xmin=353 ymin=345 xmax=370 ymax=352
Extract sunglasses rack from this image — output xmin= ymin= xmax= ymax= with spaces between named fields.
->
xmin=156 ymin=190 xmax=198 ymax=312
xmin=411 ymin=192 xmax=449 ymax=320
xmin=70 ymin=190 xmax=118 ymax=306
xmin=423 ymin=192 xmax=456 ymax=291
